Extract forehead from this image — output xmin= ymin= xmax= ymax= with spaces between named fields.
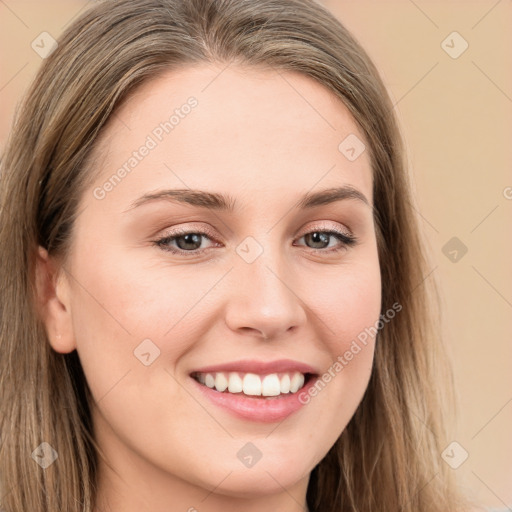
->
xmin=87 ymin=63 xmax=373 ymax=208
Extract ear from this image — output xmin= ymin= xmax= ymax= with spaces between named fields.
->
xmin=35 ymin=246 xmax=76 ymax=353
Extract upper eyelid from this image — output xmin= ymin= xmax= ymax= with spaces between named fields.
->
xmin=157 ymin=225 xmax=353 ymax=243
xmin=158 ymin=219 xmax=354 ymax=237
xmin=156 ymin=224 xmax=355 ymax=248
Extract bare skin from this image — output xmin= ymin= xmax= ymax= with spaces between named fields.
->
xmin=36 ymin=63 xmax=381 ymax=512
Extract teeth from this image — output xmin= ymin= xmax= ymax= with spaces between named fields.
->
xmin=204 ymin=374 xmax=215 ymax=388
xmin=243 ymin=373 xmax=262 ymax=396
xmin=227 ymin=372 xmax=243 ymax=393
xmin=195 ymin=371 xmax=307 ymax=397
xmin=261 ymin=374 xmax=281 ymax=396
xmin=214 ymin=372 xmax=228 ymax=392
xmin=280 ymin=374 xmax=291 ymax=393
xmin=290 ymin=373 xmax=305 ymax=393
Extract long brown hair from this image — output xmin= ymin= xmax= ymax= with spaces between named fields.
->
xmin=0 ymin=0 xmax=473 ymax=510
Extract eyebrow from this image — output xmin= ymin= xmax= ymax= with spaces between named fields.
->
xmin=125 ymin=185 xmax=370 ymax=212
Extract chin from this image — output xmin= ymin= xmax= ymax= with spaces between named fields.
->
xmin=208 ymin=467 xmax=307 ymax=498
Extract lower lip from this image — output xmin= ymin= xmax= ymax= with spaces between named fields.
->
xmin=191 ymin=376 xmax=318 ymax=423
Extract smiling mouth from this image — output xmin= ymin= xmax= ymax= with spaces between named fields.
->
xmin=191 ymin=371 xmax=315 ymax=398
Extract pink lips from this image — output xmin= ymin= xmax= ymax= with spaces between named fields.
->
xmin=190 ymin=359 xmax=319 ymax=423
xmin=190 ymin=358 xmax=318 ymax=375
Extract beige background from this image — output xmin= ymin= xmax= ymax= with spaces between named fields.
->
xmin=1 ymin=0 xmax=511 ymax=508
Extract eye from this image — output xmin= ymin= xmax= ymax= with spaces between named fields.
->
xmin=154 ymin=228 xmax=218 ymax=255
xmin=294 ymin=229 xmax=358 ymax=254
xmin=153 ymin=227 xmax=358 ymax=256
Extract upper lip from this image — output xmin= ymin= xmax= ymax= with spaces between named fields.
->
xmin=190 ymin=359 xmax=319 ymax=375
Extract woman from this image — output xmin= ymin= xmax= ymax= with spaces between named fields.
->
xmin=0 ymin=0 xmax=485 ymax=510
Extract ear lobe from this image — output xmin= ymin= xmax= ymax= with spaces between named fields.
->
xmin=35 ymin=246 xmax=77 ymax=354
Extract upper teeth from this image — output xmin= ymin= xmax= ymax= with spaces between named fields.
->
xmin=195 ymin=372 xmax=306 ymax=396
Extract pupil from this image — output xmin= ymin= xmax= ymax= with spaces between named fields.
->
xmin=178 ymin=233 xmax=201 ymax=250
xmin=307 ymin=232 xmax=328 ymax=248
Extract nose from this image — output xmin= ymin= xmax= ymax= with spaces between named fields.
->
xmin=224 ymin=244 xmax=307 ymax=341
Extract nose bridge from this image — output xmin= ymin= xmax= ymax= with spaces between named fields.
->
xmin=239 ymin=230 xmax=291 ymax=293
xmin=224 ymin=233 xmax=306 ymax=338
xmin=244 ymin=244 xmax=290 ymax=302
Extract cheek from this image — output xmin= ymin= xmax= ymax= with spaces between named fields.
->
xmin=300 ymin=257 xmax=381 ymax=414
xmin=65 ymin=249 xmax=168 ymax=403
xmin=68 ymin=243 xmax=208 ymax=353
xmin=310 ymin=258 xmax=382 ymax=352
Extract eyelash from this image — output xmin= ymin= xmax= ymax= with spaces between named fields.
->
xmin=153 ymin=226 xmax=358 ymax=257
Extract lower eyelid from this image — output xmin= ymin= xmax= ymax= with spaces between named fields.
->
xmin=155 ymin=229 xmax=356 ymax=255
xmin=155 ymin=232 xmax=217 ymax=251
xmin=296 ymin=231 xmax=357 ymax=250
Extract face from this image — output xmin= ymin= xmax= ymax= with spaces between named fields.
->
xmin=39 ymin=63 xmax=381 ymax=509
